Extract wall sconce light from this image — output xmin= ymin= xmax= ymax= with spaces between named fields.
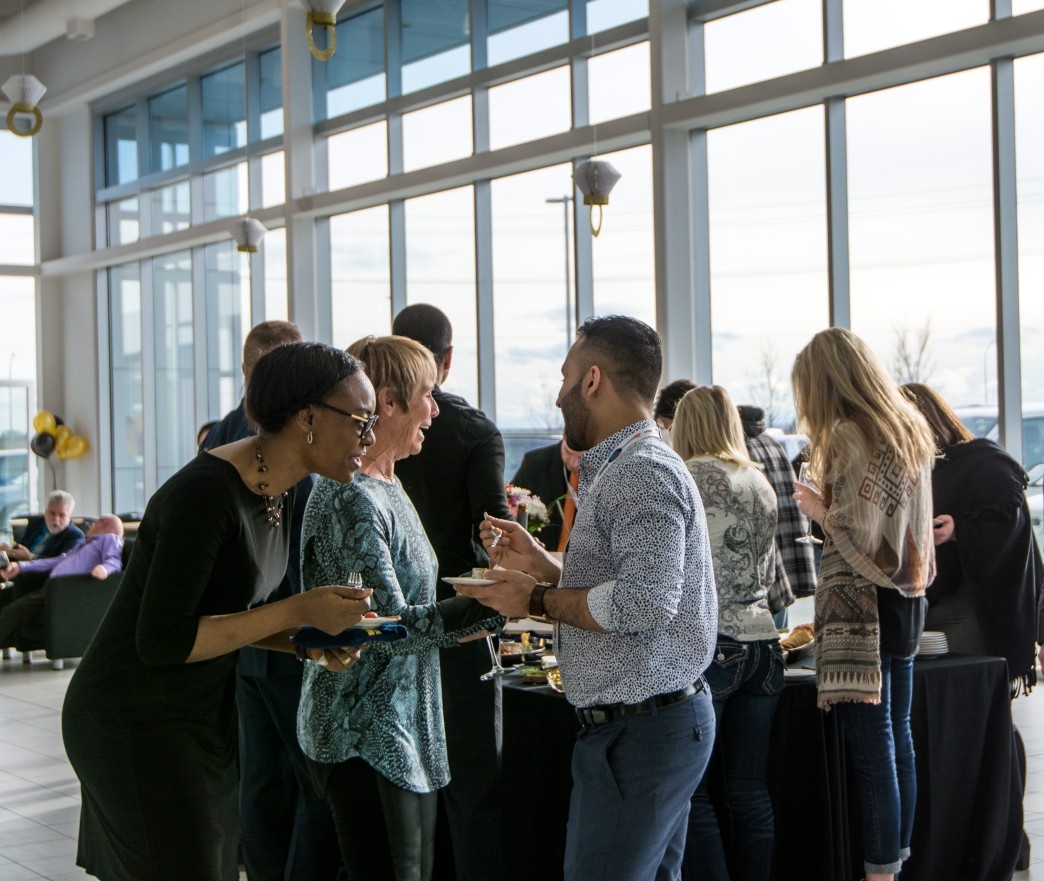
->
xmin=573 ymin=159 xmax=621 ymax=237
xmin=306 ymin=1 xmax=347 ymax=61
xmin=3 ymin=74 xmax=46 ymax=137
xmin=231 ymin=217 xmax=267 ymax=253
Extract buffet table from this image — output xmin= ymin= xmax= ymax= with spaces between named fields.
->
xmin=502 ymin=655 xmax=1023 ymax=881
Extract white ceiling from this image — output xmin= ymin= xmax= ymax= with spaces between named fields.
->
xmin=0 ymin=0 xmax=46 ymax=19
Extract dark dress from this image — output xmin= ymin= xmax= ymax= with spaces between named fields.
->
xmin=62 ymin=453 xmax=290 ymax=881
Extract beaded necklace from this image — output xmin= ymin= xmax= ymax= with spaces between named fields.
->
xmin=254 ymin=438 xmax=288 ymax=528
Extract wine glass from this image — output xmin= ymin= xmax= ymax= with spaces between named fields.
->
xmin=478 ymin=521 xmax=508 ymax=681
xmin=479 ymin=632 xmax=507 ymax=681
xmin=795 ymin=463 xmax=824 ymax=546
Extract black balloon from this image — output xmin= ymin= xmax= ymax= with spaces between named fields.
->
xmin=30 ymin=433 xmax=55 ymax=458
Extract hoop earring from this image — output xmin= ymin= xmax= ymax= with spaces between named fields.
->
xmin=307 ymin=431 xmax=314 ymax=445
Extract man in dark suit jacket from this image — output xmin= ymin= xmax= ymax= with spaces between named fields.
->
xmin=511 ymin=438 xmax=581 ymax=550
xmin=394 ymin=303 xmax=511 ymax=881
xmin=1 ymin=491 xmax=84 ymax=563
xmin=202 ymin=320 xmax=341 ymax=881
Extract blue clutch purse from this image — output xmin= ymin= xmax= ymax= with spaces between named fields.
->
xmin=291 ymin=622 xmax=409 ymax=649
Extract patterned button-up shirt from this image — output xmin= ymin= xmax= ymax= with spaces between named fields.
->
xmin=558 ymin=420 xmax=717 ymax=708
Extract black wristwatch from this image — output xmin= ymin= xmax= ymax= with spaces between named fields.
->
xmin=529 ymin=583 xmax=555 ymax=621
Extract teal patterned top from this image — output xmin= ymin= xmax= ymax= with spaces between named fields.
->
xmin=297 ymin=473 xmax=500 ymax=793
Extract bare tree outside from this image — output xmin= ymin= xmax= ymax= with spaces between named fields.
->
xmin=523 ymin=378 xmax=565 ymax=432
xmin=746 ymin=339 xmax=788 ymax=429
xmin=892 ymin=320 xmax=936 ymax=385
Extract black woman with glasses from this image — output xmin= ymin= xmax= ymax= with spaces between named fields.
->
xmin=199 ymin=321 xmax=348 ymax=881
xmin=63 ymin=341 xmax=375 ymax=881
xmin=297 ymin=335 xmax=504 ymax=881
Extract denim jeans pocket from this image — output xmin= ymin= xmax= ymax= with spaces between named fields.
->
xmin=704 ymin=638 xmax=749 ymax=701
xmin=760 ymin=641 xmax=786 ymax=696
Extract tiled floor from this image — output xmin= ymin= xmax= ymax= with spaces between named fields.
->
xmin=1 ymin=651 xmax=1044 ymax=880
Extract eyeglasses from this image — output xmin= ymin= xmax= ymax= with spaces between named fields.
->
xmin=314 ymin=401 xmax=378 ymax=439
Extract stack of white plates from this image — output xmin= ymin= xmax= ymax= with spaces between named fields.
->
xmin=917 ymin=630 xmax=949 ymax=659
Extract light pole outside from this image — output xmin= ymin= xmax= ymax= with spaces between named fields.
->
xmin=546 ymin=195 xmax=574 ymax=349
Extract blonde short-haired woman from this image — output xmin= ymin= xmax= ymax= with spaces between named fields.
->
xmin=672 ymin=385 xmax=783 ymax=881
xmin=297 ymin=335 xmax=503 ymax=881
xmin=791 ymin=328 xmax=936 ymax=881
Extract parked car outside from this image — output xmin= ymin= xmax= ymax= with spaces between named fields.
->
xmin=953 ymin=405 xmax=1044 ymax=550
xmin=953 ymin=403 xmax=1044 ymax=472
xmin=1027 ymin=464 xmax=1043 ymax=551
xmin=0 ymin=449 xmax=30 ymax=535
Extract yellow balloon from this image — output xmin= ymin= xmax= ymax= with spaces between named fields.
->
xmin=55 ymin=433 xmax=72 ymax=460
xmin=65 ymin=436 xmax=89 ymax=460
xmin=54 ymin=425 xmax=72 ymax=445
xmin=32 ymin=411 xmax=56 ymax=435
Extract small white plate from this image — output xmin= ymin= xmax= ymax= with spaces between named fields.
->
xmin=442 ymin=576 xmax=497 ymax=587
xmin=783 ymin=668 xmax=817 ymax=681
xmin=349 ymin=616 xmax=401 ymax=628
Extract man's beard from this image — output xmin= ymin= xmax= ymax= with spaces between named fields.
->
xmin=559 ymin=379 xmax=591 ymax=452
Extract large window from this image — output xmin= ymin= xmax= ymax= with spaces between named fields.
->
xmin=1015 ymin=53 xmax=1044 ymax=447
xmin=328 ymin=122 xmax=388 ymax=190
xmin=104 ymin=107 xmax=138 ymax=187
xmin=488 ymin=0 xmax=568 ymax=66
xmin=401 ymin=0 xmax=470 ymax=94
xmin=848 ymin=69 xmax=994 ymax=407
xmin=204 ymin=242 xmax=251 ymax=418
xmin=86 ymin=0 xmax=1044 ymax=514
xmin=492 ymin=164 xmax=573 ymax=430
xmin=592 ymin=145 xmax=656 ymax=328
xmin=202 ymin=63 xmax=247 ymax=157
xmin=153 ymin=252 xmax=195 ymax=486
xmin=843 ymin=0 xmax=987 ymax=59
xmin=324 ymin=8 xmax=385 ymax=118
xmin=331 ymin=206 xmax=392 ymax=347
xmin=149 ymin=86 xmax=189 ymax=173
xmin=405 ymin=187 xmax=478 ymax=402
xmin=703 ymin=0 xmax=821 ymax=95
xmin=707 ymin=109 xmax=828 ymax=427
xmin=109 ymin=264 xmax=144 ymax=515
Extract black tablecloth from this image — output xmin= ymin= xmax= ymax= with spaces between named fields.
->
xmin=502 ymin=655 xmax=1022 ymax=881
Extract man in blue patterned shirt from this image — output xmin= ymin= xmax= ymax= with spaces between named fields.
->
xmin=457 ymin=315 xmax=717 ymax=881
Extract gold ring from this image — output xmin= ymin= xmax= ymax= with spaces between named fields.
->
xmin=307 ymin=11 xmax=337 ymax=61
xmin=7 ymin=103 xmax=42 ymax=137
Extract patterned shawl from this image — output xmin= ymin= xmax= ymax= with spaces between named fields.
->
xmin=814 ymin=423 xmax=935 ymax=709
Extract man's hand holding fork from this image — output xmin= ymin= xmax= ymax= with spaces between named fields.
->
xmin=452 ymin=514 xmax=563 ymax=618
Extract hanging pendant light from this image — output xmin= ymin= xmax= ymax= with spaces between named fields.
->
xmin=306 ymin=1 xmax=347 ymax=61
xmin=3 ymin=74 xmax=46 ymax=138
xmin=573 ymin=159 xmax=621 ymax=238
xmin=231 ymin=217 xmax=267 ymax=253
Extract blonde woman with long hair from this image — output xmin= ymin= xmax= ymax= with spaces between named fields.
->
xmin=791 ymin=328 xmax=935 ymax=881
xmin=673 ymin=386 xmax=783 ymax=881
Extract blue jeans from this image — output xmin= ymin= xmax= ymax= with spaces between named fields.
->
xmin=835 ymin=654 xmax=916 ymax=875
xmin=564 ymin=688 xmax=715 ymax=881
xmin=683 ymin=637 xmax=785 ymax=881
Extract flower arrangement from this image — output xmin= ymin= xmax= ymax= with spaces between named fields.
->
xmin=505 ymin=484 xmax=550 ymax=534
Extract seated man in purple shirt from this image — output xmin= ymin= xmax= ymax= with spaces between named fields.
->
xmin=0 ymin=515 xmax=124 ymax=650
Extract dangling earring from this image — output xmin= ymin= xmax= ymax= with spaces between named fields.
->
xmin=307 ymin=430 xmax=314 ymax=445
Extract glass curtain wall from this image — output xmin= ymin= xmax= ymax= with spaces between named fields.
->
xmin=0 ymin=131 xmax=37 ymax=521
xmin=92 ymin=0 xmax=1044 ymax=508
xmin=153 ymin=252 xmax=195 ymax=486
xmin=109 ymin=263 xmax=145 ymax=515
xmin=847 ymin=69 xmax=995 ymax=406
xmin=707 ymin=109 xmax=828 ymax=428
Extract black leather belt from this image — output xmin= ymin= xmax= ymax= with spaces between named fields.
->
xmin=575 ymin=679 xmax=705 ymax=727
